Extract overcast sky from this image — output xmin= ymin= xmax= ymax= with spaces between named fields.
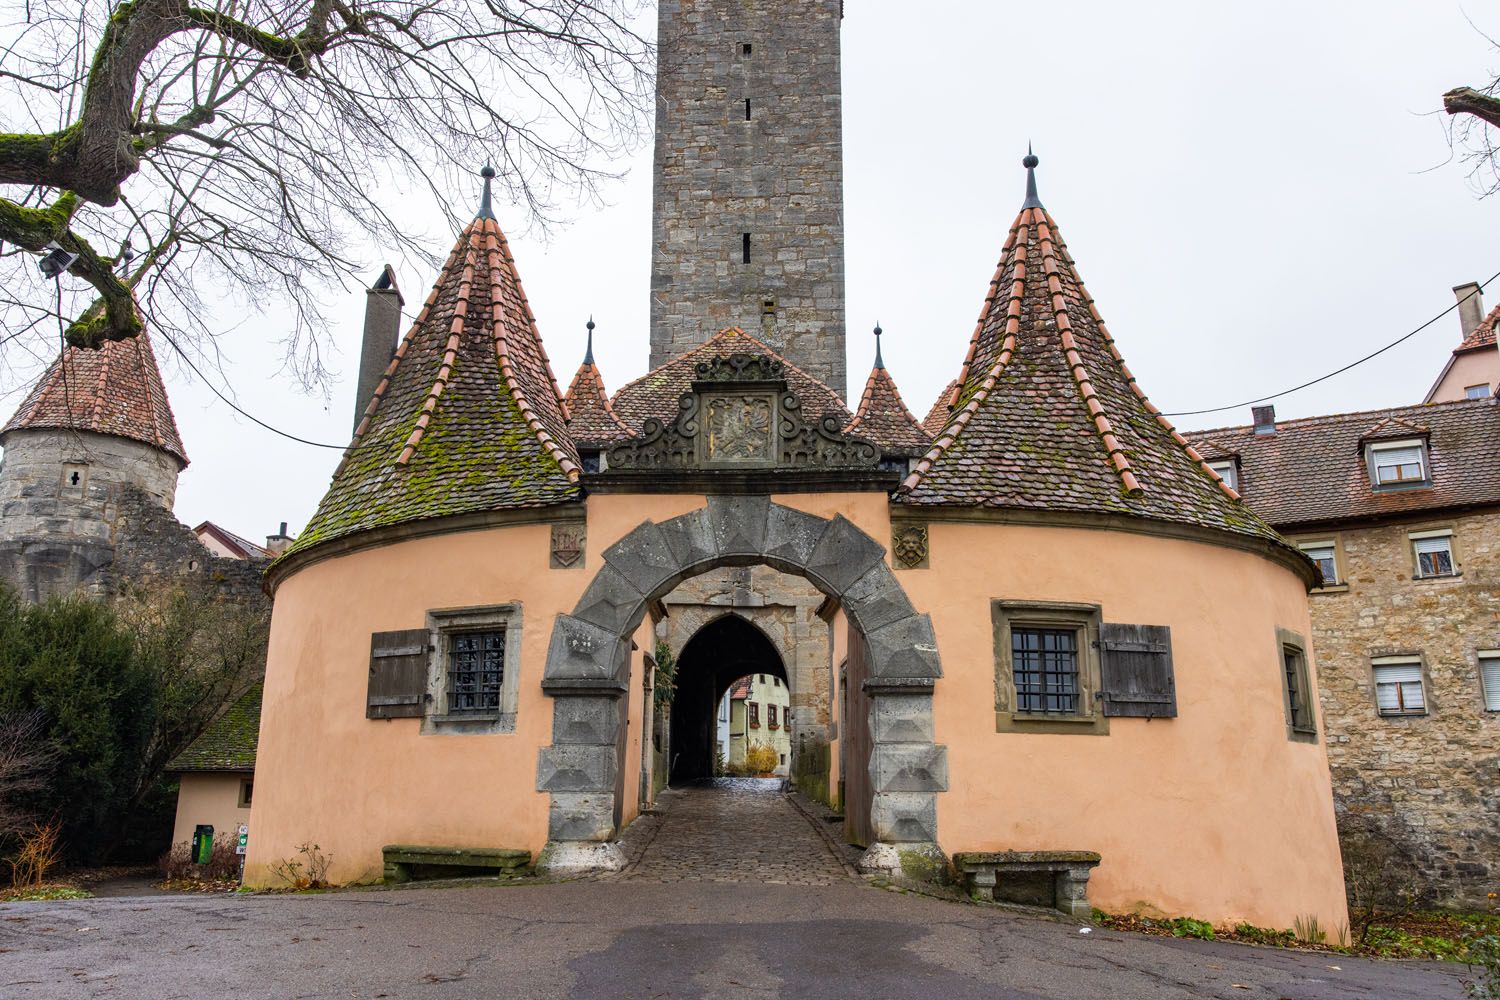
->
xmin=9 ymin=1 xmax=1498 ymax=545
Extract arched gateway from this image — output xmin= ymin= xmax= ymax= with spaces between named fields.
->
xmin=536 ymin=495 xmax=946 ymax=876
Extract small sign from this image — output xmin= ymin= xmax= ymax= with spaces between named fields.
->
xmin=236 ymin=824 xmax=249 ymax=856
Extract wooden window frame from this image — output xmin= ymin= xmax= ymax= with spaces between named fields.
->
xmin=768 ymin=704 xmax=778 ymax=730
xmin=1371 ymin=655 xmax=1429 ymax=718
xmin=991 ymin=600 xmax=1108 ymax=736
xmin=421 ymin=604 xmax=523 ymax=735
xmin=1365 ymin=438 xmax=1430 ymax=490
xmin=1277 ymin=627 xmax=1318 ymax=743
xmin=748 ymin=702 xmax=760 ymax=729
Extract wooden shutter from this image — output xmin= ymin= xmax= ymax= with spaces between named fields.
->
xmin=1099 ymin=623 xmax=1176 ymax=718
xmin=367 ymin=629 xmax=430 ymax=719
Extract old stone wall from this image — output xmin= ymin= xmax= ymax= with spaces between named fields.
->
xmin=650 ymin=0 xmax=847 ymax=396
xmin=0 ymin=427 xmax=265 ymax=605
xmin=1299 ymin=508 xmax=1500 ymax=908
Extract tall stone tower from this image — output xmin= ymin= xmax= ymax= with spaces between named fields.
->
xmin=649 ymin=0 xmax=847 ymax=397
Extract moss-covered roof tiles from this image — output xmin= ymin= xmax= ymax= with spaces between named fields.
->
xmin=169 ymin=683 xmax=261 ymax=773
xmin=287 ymin=216 xmax=580 ymax=557
xmin=897 ymin=157 xmax=1288 ymax=552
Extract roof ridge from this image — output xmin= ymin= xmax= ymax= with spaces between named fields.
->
xmin=396 ymin=239 xmax=478 ymax=466
xmin=901 ymin=239 xmax=1026 ymax=491
xmin=951 ymin=214 xmax=1027 ymax=403
xmin=1190 ymin=394 xmax=1498 ymax=437
xmin=484 ymin=222 xmax=580 ymax=482
xmin=1035 ymin=210 xmax=1142 ymax=496
xmin=490 ymin=223 xmax=573 ymax=435
xmin=610 ymin=326 xmax=837 ymax=407
xmin=1054 ymin=212 xmax=1239 ymax=501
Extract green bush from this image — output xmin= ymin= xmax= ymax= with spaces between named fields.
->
xmin=1169 ymin=917 xmax=1216 ymax=941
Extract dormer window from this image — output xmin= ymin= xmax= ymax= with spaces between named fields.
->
xmin=1206 ymin=459 xmax=1238 ymax=492
xmin=1366 ymin=439 xmax=1428 ymax=488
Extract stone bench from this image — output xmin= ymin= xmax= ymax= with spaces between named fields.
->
xmin=382 ymin=845 xmax=533 ymax=884
xmin=953 ymin=851 xmax=1101 ymax=918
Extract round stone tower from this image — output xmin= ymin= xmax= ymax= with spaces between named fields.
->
xmin=0 ymin=331 xmax=188 ymax=600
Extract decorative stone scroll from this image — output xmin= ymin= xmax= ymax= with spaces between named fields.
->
xmin=603 ymin=355 xmax=881 ymax=473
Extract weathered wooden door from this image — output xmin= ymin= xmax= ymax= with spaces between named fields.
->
xmin=843 ymin=625 xmax=874 ymax=847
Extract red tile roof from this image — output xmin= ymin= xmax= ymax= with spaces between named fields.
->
xmin=611 ymin=327 xmax=853 ymax=430
xmin=897 ymin=159 xmax=1283 ymax=551
xmin=1185 ymin=397 xmax=1500 ymax=529
xmin=193 ymin=520 xmax=273 ymax=561
xmin=2 ymin=330 xmax=187 ymax=465
xmin=922 ymin=379 xmax=959 ymax=437
xmin=289 ymin=213 xmax=581 ymax=554
xmin=844 ymin=363 xmax=931 ymax=456
xmin=564 ymin=354 xmax=633 ymax=448
xmin=1458 ymin=302 xmax=1499 ymax=352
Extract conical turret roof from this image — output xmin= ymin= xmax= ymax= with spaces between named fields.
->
xmin=844 ymin=326 xmax=930 ymax=456
xmin=922 ymin=379 xmax=959 ymax=437
xmin=564 ymin=320 xmax=632 ymax=448
xmin=1 ymin=329 xmax=187 ymax=465
xmin=290 ymin=202 xmax=580 ymax=555
xmin=898 ymin=155 xmax=1283 ymax=549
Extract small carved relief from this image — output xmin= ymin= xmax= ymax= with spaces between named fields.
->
xmin=892 ymin=524 xmax=929 ymax=570
xmin=551 ymin=524 xmax=585 ymax=569
xmin=703 ymin=393 xmax=774 ymax=464
xmin=694 ymin=352 xmax=786 ymax=383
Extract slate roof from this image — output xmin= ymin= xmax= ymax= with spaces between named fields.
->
xmin=1184 ymin=397 xmax=1500 ymax=529
xmin=287 ymin=208 xmax=581 ymax=556
xmin=845 ymin=359 xmax=931 ymax=457
xmin=563 ymin=330 xmax=633 ymax=448
xmin=169 ymin=683 xmax=261 ymax=773
xmin=611 ymin=327 xmax=853 ymax=430
xmin=896 ymin=157 xmax=1284 ymax=550
xmin=1 ymin=329 xmax=187 ymax=465
xmin=922 ymin=380 xmax=959 ymax=437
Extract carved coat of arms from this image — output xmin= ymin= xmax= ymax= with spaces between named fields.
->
xmin=703 ymin=394 xmax=774 ymax=463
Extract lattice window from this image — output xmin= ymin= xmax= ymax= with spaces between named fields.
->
xmin=447 ymin=630 xmax=504 ymax=713
xmin=1011 ymin=627 xmax=1079 ymax=714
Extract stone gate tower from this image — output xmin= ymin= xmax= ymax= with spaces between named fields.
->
xmin=649 ymin=0 xmax=847 ymax=397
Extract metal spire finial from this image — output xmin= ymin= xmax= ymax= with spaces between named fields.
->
xmin=873 ymin=321 xmax=885 ymax=369
xmin=584 ymin=316 xmax=596 ymax=365
xmin=476 ymin=162 xmax=497 ymax=221
xmin=1021 ymin=144 xmax=1043 ymax=210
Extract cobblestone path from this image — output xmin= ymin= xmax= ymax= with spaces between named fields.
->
xmin=624 ymin=778 xmax=850 ymax=885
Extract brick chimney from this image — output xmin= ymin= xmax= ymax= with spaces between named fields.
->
xmin=1454 ymin=282 xmax=1485 ymax=342
xmin=1252 ymin=405 xmax=1276 ymax=435
xmin=265 ymin=521 xmax=293 ymax=555
xmin=355 ymin=265 xmax=404 ymax=433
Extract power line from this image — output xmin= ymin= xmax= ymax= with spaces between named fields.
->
xmin=156 ymin=331 xmax=347 ymax=450
xmin=1163 ymin=271 xmax=1500 ymax=418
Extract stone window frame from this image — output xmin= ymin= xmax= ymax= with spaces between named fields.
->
xmin=1407 ymin=525 xmax=1461 ymax=580
xmin=420 ymin=604 xmax=523 ymax=736
xmin=1478 ymin=649 xmax=1500 ymax=713
xmin=1364 ymin=438 xmax=1430 ymax=491
xmin=1292 ymin=534 xmax=1347 ymax=593
xmin=1370 ymin=653 xmax=1430 ymax=719
xmin=991 ymin=600 xmax=1108 ymax=736
xmin=1277 ymin=627 xmax=1318 ymax=743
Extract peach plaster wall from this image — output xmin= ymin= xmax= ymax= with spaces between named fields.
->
xmin=904 ymin=521 xmax=1348 ymax=930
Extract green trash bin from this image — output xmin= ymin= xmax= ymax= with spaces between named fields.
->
xmin=192 ymin=824 xmax=214 ymax=865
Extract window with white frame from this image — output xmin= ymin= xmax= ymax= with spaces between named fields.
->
xmin=1481 ymin=652 xmax=1500 ymax=712
xmin=1465 ymin=384 xmax=1492 ymax=400
xmin=1372 ymin=656 xmax=1426 ymax=716
xmin=1410 ymin=530 xmax=1456 ymax=578
xmin=1298 ymin=541 xmax=1339 ymax=587
xmin=1367 ymin=440 xmax=1428 ymax=487
xmin=1207 ymin=459 xmax=1238 ymax=492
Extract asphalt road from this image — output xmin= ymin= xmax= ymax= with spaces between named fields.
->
xmin=0 ymin=879 xmax=1468 ymax=999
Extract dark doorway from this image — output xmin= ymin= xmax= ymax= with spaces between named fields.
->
xmin=668 ymin=615 xmax=786 ymax=785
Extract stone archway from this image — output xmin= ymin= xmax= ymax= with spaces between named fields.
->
xmin=535 ymin=495 xmax=947 ymax=879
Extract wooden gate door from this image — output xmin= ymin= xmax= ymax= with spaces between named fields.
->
xmin=843 ymin=625 xmax=874 ymax=847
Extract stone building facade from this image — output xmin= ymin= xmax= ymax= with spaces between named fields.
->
xmin=1190 ymin=398 xmax=1500 ymax=908
xmin=649 ymin=0 xmax=847 ymax=396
